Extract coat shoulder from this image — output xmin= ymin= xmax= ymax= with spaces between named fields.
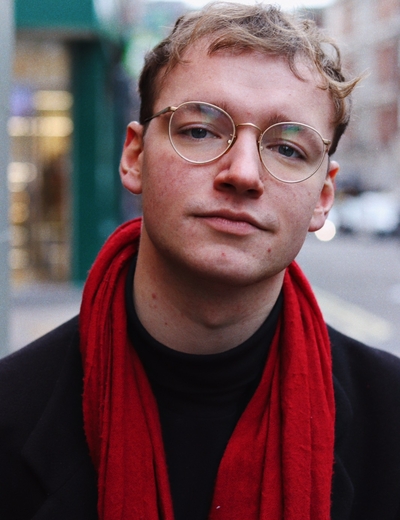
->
xmin=0 ymin=316 xmax=80 ymax=444
xmin=0 ymin=316 xmax=96 ymax=520
xmin=328 ymin=326 xmax=400 ymax=520
xmin=328 ymin=325 xmax=400 ymax=399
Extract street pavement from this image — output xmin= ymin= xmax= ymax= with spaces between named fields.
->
xmin=297 ymin=232 xmax=400 ymax=358
xmin=7 ymin=232 xmax=400 ymax=359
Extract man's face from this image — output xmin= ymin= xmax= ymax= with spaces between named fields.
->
xmin=120 ymin=43 xmax=338 ymax=287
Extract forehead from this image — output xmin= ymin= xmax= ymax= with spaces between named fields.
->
xmin=155 ymin=42 xmax=335 ymax=133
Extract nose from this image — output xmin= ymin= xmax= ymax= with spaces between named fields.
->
xmin=213 ymin=125 xmax=265 ymax=198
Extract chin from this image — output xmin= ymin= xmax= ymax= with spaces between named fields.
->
xmin=182 ymin=252 xmax=284 ymax=288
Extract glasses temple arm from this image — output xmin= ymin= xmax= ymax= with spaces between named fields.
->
xmin=144 ymin=106 xmax=176 ymax=123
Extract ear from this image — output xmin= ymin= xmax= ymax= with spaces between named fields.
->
xmin=308 ymin=160 xmax=339 ymax=232
xmin=119 ymin=121 xmax=144 ymax=195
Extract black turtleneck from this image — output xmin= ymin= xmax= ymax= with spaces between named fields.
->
xmin=125 ymin=258 xmax=282 ymax=520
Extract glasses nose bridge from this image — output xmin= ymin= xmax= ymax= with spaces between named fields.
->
xmin=231 ymin=122 xmax=263 ymax=157
xmin=235 ymin=121 xmax=263 ymax=135
xmin=234 ymin=122 xmax=263 ymax=148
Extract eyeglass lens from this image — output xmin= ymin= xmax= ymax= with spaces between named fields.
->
xmin=169 ymin=102 xmax=234 ymax=163
xmin=169 ymin=102 xmax=326 ymax=182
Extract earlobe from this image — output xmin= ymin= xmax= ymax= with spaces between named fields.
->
xmin=308 ymin=160 xmax=339 ymax=232
xmin=119 ymin=122 xmax=144 ymax=195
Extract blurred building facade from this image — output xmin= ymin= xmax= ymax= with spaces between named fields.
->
xmin=324 ymin=0 xmax=400 ymax=196
xmin=11 ymin=0 xmax=140 ymax=284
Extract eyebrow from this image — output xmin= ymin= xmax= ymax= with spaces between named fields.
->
xmin=260 ymin=111 xmax=297 ymax=126
xmin=202 ymin=100 xmax=303 ymax=126
xmin=174 ymin=98 xmax=310 ymax=128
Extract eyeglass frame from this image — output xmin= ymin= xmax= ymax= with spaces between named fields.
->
xmin=144 ymin=101 xmax=332 ymax=184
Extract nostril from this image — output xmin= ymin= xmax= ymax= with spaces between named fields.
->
xmin=219 ymin=181 xmax=236 ymax=191
xmin=247 ymin=187 xmax=264 ymax=199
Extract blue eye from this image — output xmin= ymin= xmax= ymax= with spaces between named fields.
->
xmin=278 ymin=144 xmax=301 ymax=158
xmin=189 ymin=127 xmax=209 ymax=139
xmin=176 ymin=125 xmax=219 ymax=141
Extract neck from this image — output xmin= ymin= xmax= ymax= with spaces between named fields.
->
xmin=133 ymin=239 xmax=284 ymax=355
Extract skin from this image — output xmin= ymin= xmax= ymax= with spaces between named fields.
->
xmin=120 ymin=42 xmax=339 ymax=354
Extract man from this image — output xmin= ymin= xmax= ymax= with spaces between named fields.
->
xmin=1 ymin=3 xmax=400 ymax=520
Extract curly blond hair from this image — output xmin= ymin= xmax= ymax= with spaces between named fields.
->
xmin=139 ymin=2 xmax=361 ymax=154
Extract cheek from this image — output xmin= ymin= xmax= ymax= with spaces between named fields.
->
xmin=141 ymin=150 xmax=171 ymax=196
xmin=282 ymin=186 xmax=319 ymax=223
xmin=140 ymin=150 xmax=191 ymax=223
xmin=276 ymin=185 xmax=322 ymax=253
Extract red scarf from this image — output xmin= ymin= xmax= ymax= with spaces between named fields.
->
xmin=80 ymin=218 xmax=335 ymax=520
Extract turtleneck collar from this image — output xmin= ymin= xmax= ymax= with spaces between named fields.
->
xmin=125 ymin=257 xmax=282 ymax=414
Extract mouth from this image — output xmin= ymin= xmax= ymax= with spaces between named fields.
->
xmin=197 ymin=210 xmax=265 ymax=234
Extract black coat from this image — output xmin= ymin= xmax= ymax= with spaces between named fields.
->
xmin=0 ymin=316 xmax=400 ymax=520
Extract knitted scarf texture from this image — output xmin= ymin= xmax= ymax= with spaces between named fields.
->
xmin=80 ymin=218 xmax=335 ymax=520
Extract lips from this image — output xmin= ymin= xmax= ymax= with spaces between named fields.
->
xmin=197 ymin=210 xmax=266 ymax=233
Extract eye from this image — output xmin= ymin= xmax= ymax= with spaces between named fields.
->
xmin=187 ymin=127 xmax=214 ymax=139
xmin=277 ymin=144 xmax=302 ymax=159
xmin=177 ymin=124 xmax=220 ymax=141
xmin=264 ymin=142 xmax=305 ymax=160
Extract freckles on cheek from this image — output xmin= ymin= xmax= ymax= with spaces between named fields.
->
xmin=142 ymin=168 xmax=171 ymax=203
xmin=289 ymin=187 xmax=319 ymax=217
xmin=279 ymin=191 xmax=316 ymax=241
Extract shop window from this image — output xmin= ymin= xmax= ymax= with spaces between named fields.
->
xmin=10 ymin=40 xmax=72 ymax=283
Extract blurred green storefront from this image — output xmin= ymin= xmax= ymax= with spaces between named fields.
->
xmin=11 ymin=0 xmax=137 ymax=283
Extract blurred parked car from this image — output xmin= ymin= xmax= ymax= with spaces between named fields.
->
xmin=334 ymin=191 xmax=400 ymax=236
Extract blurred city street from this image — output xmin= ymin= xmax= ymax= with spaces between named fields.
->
xmin=3 ymin=0 xmax=400 ymax=363
xmin=10 ymin=281 xmax=82 ymax=353
xmin=9 ymin=232 xmax=400 ymax=358
xmin=297 ymin=232 xmax=400 ymax=358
